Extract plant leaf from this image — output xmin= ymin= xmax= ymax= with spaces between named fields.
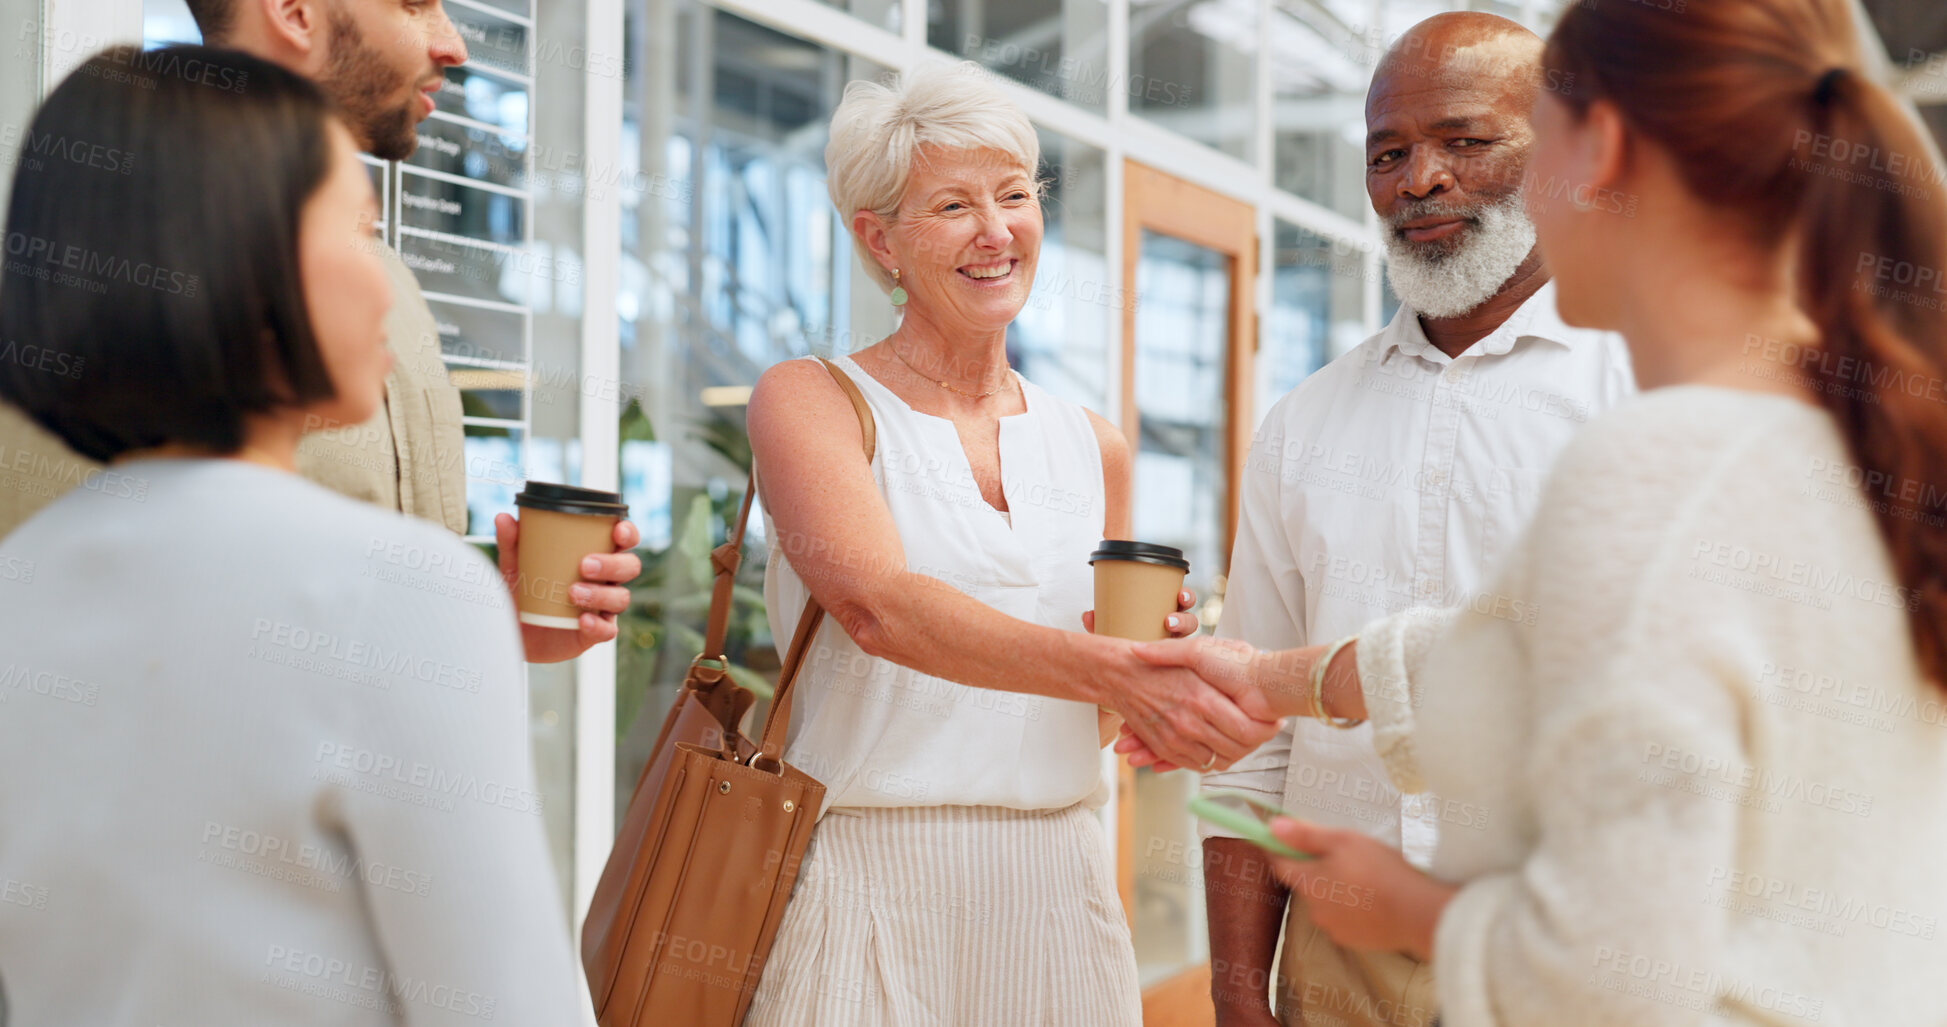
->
xmin=672 ymin=493 xmax=715 ymax=586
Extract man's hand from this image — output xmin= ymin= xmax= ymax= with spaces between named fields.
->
xmin=1265 ymin=817 xmax=1457 ymax=962
xmin=494 ymin=513 xmax=642 ymax=664
xmin=1081 ymin=587 xmax=1200 ymax=638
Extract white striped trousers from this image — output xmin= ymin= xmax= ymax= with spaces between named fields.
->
xmin=744 ymin=803 xmax=1142 ymax=1027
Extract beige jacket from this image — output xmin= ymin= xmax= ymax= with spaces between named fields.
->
xmin=0 ymin=247 xmax=468 ymax=538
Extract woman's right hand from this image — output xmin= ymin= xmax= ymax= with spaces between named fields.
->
xmin=1097 ymin=639 xmax=1281 ymax=772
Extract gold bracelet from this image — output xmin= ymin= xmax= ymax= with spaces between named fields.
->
xmin=1308 ymin=635 xmax=1366 ymax=729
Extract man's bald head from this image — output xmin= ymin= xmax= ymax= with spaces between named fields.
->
xmin=1369 ymin=13 xmax=1544 ymax=121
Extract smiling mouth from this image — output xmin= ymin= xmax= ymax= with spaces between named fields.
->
xmin=1399 ymin=219 xmax=1469 ymax=244
xmin=959 ymin=259 xmax=1017 ymax=283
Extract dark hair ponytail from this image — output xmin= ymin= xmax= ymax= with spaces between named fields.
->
xmin=1546 ymin=0 xmax=1947 ymax=686
xmin=1795 ymin=70 xmax=1947 ymax=684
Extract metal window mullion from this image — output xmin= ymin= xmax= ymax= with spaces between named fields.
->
xmin=1253 ymin=0 xmax=1275 ymax=435
xmin=519 ymin=0 xmax=534 ymax=499
xmin=708 ymin=0 xmax=908 ymax=70
xmin=447 ymin=0 xmax=534 ymax=28
xmin=571 ymin=0 xmax=625 ymax=1015
xmin=1095 ymin=0 xmax=1134 ymax=857
xmin=902 ymin=0 xmax=925 ymax=52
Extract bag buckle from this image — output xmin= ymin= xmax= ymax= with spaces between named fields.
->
xmin=687 ymin=655 xmax=729 ymax=682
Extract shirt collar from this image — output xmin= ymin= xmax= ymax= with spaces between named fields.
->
xmin=1378 ymin=280 xmax=1578 ymax=362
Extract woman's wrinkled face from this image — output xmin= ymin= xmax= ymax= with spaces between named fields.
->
xmin=882 ymin=144 xmax=1043 ymax=334
xmin=298 ymin=119 xmax=394 ymax=430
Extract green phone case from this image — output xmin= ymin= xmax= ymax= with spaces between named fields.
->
xmin=1187 ymin=789 xmax=1312 ymax=861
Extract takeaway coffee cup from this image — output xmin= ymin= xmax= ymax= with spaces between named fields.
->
xmin=1089 ymin=540 xmax=1190 ymax=642
xmin=513 ymin=482 xmax=628 ymax=629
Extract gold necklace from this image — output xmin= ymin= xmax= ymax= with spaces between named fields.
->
xmin=889 ymin=344 xmax=1010 ymax=399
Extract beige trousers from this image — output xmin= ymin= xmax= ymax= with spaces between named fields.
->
xmin=1276 ymin=896 xmax=1439 ymax=1027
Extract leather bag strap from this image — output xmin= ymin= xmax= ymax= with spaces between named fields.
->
xmin=688 ymin=474 xmax=758 ymax=690
xmin=818 ymin=356 xmax=876 ymax=461
xmin=697 ymin=357 xmax=873 ymax=673
xmin=752 ymin=357 xmax=875 ymax=771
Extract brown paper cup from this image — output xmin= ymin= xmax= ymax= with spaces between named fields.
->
xmin=514 ymin=482 xmax=627 ymax=630
xmin=1090 ymin=540 xmax=1190 ymax=641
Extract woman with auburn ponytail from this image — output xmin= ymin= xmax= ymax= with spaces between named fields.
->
xmin=1794 ymin=66 xmax=1947 ymax=677
xmin=1121 ymin=0 xmax=1947 ymax=1022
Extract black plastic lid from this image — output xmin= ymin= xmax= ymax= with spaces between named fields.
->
xmin=1089 ymin=539 xmax=1189 ymax=571
xmin=514 ymin=481 xmax=628 ymax=517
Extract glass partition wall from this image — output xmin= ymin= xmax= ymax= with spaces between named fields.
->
xmin=137 ymin=0 xmax=600 ymax=927
xmin=611 ymin=0 xmax=893 ymax=819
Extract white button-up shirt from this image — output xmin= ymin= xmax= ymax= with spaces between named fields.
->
xmin=1202 ymin=282 xmax=1635 ymax=867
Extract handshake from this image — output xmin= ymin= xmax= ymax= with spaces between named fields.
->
xmin=1080 ymin=592 xmax=1288 ymax=775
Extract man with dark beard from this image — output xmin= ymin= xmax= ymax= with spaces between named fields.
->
xmin=1193 ymin=13 xmax=1636 ymax=1027
xmin=0 ymin=0 xmax=641 ymax=664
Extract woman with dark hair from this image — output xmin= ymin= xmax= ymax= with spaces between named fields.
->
xmin=0 ymin=47 xmax=577 ymax=1025
xmin=1127 ymin=1 xmax=1947 ymax=1023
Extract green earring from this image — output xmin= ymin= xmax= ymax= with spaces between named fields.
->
xmin=889 ymin=268 xmax=908 ymax=307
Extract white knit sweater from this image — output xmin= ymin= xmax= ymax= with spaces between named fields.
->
xmin=1357 ymin=387 xmax=1947 ymax=1027
xmin=0 ymin=459 xmax=580 ymax=1026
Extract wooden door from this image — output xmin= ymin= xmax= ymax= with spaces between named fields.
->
xmin=1117 ymin=160 xmax=1257 ymax=1027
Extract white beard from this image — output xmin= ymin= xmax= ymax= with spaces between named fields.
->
xmin=1382 ymin=193 xmax=1537 ymax=319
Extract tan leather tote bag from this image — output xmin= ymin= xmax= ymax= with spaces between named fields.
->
xmin=581 ymin=357 xmax=875 ymax=1026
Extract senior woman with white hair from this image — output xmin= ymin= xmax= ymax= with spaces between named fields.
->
xmin=741 ymin=62 xmax=1278 ymax=1023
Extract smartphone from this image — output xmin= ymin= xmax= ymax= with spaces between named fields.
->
xmin=1187 ymin=788 xmax=1313 ymax=861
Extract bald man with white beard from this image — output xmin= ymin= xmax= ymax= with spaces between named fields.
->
xmin=1193 ymin=14 xmax=1636 ymax=1027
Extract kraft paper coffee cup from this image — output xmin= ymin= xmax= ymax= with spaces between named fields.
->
xmin=1090 ymin=540 xmax=1190 ymax=642
xmin=513 ymin=482 xmax=628 ymax=629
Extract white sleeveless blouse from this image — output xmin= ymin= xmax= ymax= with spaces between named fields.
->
xmin=761 ymin=355 xmax=1108 ymax=813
